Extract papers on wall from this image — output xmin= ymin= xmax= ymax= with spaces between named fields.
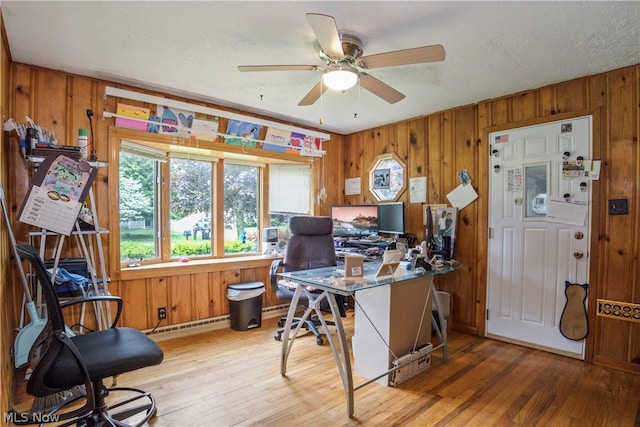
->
xmin=505 ymin=167 xmax=523 ymax=192
xmin=546 ymin=197 xmax=588 ymax=226
xmin=562 ymin=160 xmax=601 ymax=180
xmin=446 ymin=183 xmax=478 ymax=210
xmin=18 ymin=155 xmax=97 ymax=236
xmin=409 ymin=176 xmax=427 ymax=203
xmin=345 ymin=177 xmax=361 ymax=195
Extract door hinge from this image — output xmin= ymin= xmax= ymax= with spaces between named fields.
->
xmin=489 ymin=228 xmax=494 ymax=239
xmin=486 ymin=309 xmax=489 ymax=320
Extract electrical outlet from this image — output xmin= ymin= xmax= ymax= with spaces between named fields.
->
xmin=157 ymin=307 xmax=167 ymax=320
xmin=608 ymin=199 xmax=628 ymax=215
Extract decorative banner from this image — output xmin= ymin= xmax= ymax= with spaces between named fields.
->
xmin=190 ymin=118 xmax=219 ymax=141
xmin=225 ymin=120 xmax=261 ymax=147
xmin=115 ymin=103 xmax=150 ymax=131
xmin=263 ymin=127 xmax=290 ymax=152
xmin=263 ymin=129 xmax=323 ymax=156
xmin=300 ymin=134 xmax=323 ymax=157
xmin=157 ymin=105 xmax=194 ymax=137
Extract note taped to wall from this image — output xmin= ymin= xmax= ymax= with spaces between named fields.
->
xmin=446 ymin=183 xmax=478 ymax=210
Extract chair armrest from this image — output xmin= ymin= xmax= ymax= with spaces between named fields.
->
xmin=270 ymin=259 xmax=284 ymax=291
xmin=9 ymin=329 xmax=96 ymax=424
xmin=60 ymin=295 xmax=123 ymax=329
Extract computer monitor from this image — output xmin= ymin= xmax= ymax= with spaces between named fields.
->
xmin=377 ymin=202 xmax=404 ymax=236
xmin=330 ymin=205 xmax=378 ymax=237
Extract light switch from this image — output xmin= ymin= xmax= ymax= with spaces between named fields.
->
xmin=608 ymin=199 xmax=628 ymax=215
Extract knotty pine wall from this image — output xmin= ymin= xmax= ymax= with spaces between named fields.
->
xmin=0 ymin=10 xmax=13 ymax=418
xmin=343 ymin=65 xmax=640 ymax=375
xmin=0 ymin=45 xmax=638 ymax=416
xmin=0 ymin=59 xmax=345 ymax=410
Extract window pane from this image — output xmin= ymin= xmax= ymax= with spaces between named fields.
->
xmin=269 ymin=213 xmax=294 ymax=250
xmin=224 ymin=163 xmax=259 ymax=254
xmin=119 ymin=151 xmax=159 ymax=263
xmin=170 ymin=158 xmax=213 ymax=258
xmin=525 ymin=164 xmax=548 ymax=218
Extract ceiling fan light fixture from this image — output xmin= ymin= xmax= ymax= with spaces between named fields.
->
xmin=322 ymin=65 xmax=358 ymax=91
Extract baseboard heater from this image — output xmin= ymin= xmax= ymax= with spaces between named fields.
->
xmin=389 ymin=343 xmax=433 ymax=387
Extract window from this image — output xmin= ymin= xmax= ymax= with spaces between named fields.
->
xmin=269 ymin=165 xmax=311 ymax=248
xmin=170 ymin=157 xmax=214 ymax=257
xmin=368 ymin=153 xmax=406 ymax=202
xmin=223 ymin=163 xmax=259 ymax=255
xmin=525 ymin=164 xmax=548 ymax=218
xmin=119 ymin=150 xmax=160 ymax=263
xmin=114 ymin=131 xmax=314 ymax=267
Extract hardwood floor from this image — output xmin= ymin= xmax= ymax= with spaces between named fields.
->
xmin=14 ymin=313 xmax=640 ymax=426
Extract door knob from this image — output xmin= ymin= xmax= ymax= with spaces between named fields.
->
xmin=573 ymin=250 xmax=584 ymax=259
xmin=574 ymin=231 xmax=584 ymax=240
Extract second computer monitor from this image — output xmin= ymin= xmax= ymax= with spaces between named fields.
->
xmin=377 ymin=202 xmax=404 ymax=236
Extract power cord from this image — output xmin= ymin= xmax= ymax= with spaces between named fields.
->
xmin=146 ymin=318 xmax=162 ymax=335
xmin=86 ymin=109 xmax=97 ymax=161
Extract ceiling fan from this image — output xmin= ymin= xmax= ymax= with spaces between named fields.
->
xmin=238 ymin=13 xmax=445 ymax=106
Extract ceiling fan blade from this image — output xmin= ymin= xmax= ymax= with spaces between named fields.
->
xmin=298 ymin=81 xmax=328 ymax=106
xmin=358 ymin=44 xmax=446 ymax=69
xmin=359 ymin=73 xmax=405 ymax=104
xmin=238 ymin=65 xmax=319 ymax=72
xmin=306 ymin=13 xmax=344 ymax=58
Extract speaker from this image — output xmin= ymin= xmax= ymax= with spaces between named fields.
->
xmin=262 ymin=227 xmax=278 ymax=255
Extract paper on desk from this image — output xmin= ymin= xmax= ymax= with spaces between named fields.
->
xmin=545 ymin=197 xmax=588 ymax=226
xmin=446 ymin=183 xmax=478 ymax=210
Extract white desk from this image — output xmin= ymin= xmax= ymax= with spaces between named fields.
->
xmin=278 ymin=261 xmax=457 ymax=418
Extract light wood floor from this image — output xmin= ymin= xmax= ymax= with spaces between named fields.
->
xmin=15 ymin=313 xmax=640 ymax=426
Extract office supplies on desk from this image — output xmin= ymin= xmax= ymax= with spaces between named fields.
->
xmin=344 ymin=254 xmax=364 ymax=280
xmin=374 ymin=261 xmax=401 ymax=278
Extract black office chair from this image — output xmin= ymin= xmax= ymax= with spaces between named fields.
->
xmin=10 ymin=244 xmax=164 ymax=426
xmin=270 ymin=216 xmax=346 ymax=345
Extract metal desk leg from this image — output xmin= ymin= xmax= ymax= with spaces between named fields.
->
xmin=279 ymin=286 xmax=355 ymax=417
xmin=280 ymin=284 xmax=304 ymax=375
xmin=320 ymin=291 xmax=354 ymax=417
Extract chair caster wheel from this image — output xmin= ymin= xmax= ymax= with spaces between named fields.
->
xmin=277 ymin=319 xmax=285 ymax=327
xmin=316 ymin=337 xmax=323 ymax=345
xmin=274 ymin=332 xmax=282 ymax=341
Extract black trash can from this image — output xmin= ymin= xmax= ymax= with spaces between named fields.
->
xmin=227 ymin=282 xmax=265 ymax=331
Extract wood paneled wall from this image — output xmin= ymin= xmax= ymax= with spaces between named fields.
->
xmin=0 ymin=10 xmax=13 ymax=418
xmin=344 ymin=65 xmax=640 ymax=374
xmin=1 ymin=52 xmax=638 ymax=414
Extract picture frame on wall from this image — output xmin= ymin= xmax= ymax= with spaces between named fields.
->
xmin=425 ymin=204 xmax=458 ymax=259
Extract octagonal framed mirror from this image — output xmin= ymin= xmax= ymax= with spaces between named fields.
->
xmin=368 ymin=152 xmax=407 ymax=202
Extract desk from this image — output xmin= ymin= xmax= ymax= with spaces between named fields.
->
xmin=278 ymin=261 xmax=458 ymax=417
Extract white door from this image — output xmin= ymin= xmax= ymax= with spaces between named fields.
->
xmin=487 ymin=116 xmax=592 ymax=358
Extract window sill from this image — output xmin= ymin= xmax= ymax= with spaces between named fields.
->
xmin=117 ymin=254 xmax=281 ymax=280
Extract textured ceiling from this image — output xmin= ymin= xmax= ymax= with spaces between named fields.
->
xmin=2 ymin=1 xmax=639 ymax=135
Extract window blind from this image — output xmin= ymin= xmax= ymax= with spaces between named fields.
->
xmin=269 ymin=165 xmax=310 ymax=214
